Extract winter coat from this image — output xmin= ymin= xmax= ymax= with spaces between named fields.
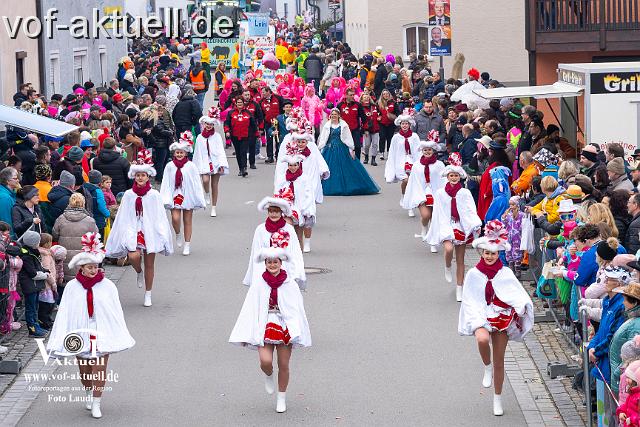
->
xmin=47 ymin=185 xmax=74 ymax=227
xmin=155 ymin=106 xmax=176 ymax=148
xmin=574 ymin=241 xmax=626 ymax=288
xmin=0 ymin=184 xmax=16 ymax=235
xmin=460 ymin=132 xmax=481 ymax=166
xmin=303 ymin=53 xmax=323 ymax=80
xmin=511 ymin=163 xmax=540 ymax=196
xmin=617 ymin=386 xmax=640 ymax=427
xmin=609 ymin=175 xmax=635 ymax=192
xmin=530 ymin=186 xmax=566 ymax=224
xmin=373 ymin=65 xmax=388 ymax=97
xmin=18 ymin=245 xmax=47 ymax=295
xmin=172 ymin=96 xmax=203 ymax=132
xmin=587 ymin=292 xmax=625 ymax=383
xmin=52 ymin=207 xmax=98 ymax=282
xmin=92 ymin=149 xmax=131 ymax=196
xmin=610 ymin=305 xmax=640 ymax=395
xmin=414 ymin=110 xmax=446 ymax=148
xmin=82 ymin=182 xmax=110 ymax=229
xmin=11 ymin=200 xmax=43 ymax=237
xmin=615 ymin=214 xmax=632 ymax=250
xmin=38 ymin=247 xmax=57 ymax=295
xmin=627 ymin=214 xmax=640 ymax=255
xmin=52 ymin=158 xmax=76 ymax=181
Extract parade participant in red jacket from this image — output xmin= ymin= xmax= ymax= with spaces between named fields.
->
xmin=225 ymin=98 xmax=258 ymax=177
xmin=337 ymin=88 xmax=366 ymax=161
xmin=260 ymin=87 xmax=283 ymax=164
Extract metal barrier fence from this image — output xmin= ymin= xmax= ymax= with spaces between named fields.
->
xmin=528 ymin=225 xmax=594 ymax=426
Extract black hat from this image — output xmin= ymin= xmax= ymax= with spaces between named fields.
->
xmin=633 ymin=148 xmax=640 ymax=158
xmin=627 ymin=260 xmax=640 ymax=272
xmin=489 ymin=140 xmax=506 ymax=150
xmin=546 ymin=124 xmax=560 ymax=135
xmin=597 ymin=240 xmax=617 ymax=262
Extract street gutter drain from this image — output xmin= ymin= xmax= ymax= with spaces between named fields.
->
xmin=305 ymin=267 xmax=331 ymax=275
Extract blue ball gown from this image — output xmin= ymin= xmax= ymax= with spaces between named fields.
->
xmin=321 ymin=126 xmax=380 ymax=196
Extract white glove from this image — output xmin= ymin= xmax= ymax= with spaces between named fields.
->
xmin=33 ymin=271 xmax=49 ymax=281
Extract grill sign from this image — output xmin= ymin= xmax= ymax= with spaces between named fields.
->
xmin=591 ymin=72 xmax=640 ymax=94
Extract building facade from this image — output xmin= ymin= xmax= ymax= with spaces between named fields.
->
xmin=39 ymin=0 xmax=128 ymax=97
xmin=0 ymin=0 xmax=40 ymax=105
xmin=345 ymin=0 xmax=529 ymax=85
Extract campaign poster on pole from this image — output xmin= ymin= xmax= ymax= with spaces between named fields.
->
xmin=428 ymin=0 xmax=452 ymax=56
xmin=428 ymin=0 xmax=451 ymax=25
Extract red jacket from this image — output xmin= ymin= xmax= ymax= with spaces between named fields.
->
xmin=617 ymin=386 xmax=640 ymax=427
xmin=244 ymin=100 xmax=264 ymax=130
xmin=361 ymin=104 xmax=380 ymax=134
xmin=260 ymin=95 xmax=282 ymax=125
xmin=337 ymin=101 xmax=363 ymax=131
xmin=478 ymin=162 xmax=500 ymax=220
xmin=224 ymin=109 xmax=256 ymax=139
xmin=379 ymin=101 xmax=397 ymax=126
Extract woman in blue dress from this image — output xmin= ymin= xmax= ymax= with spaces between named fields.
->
xmin=485 ymin=165 xmax=512 ymax=222
xmin=317 ymin=109 xmax=380 ymax=196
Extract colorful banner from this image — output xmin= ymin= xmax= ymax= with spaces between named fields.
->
xmin=193 ymin=37 xmax=239 ymax=68
xmin=247 ymin=13 xmax=270 ymax=36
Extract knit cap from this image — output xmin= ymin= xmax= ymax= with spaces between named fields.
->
xmin=607 ymin=157 xmax=625 ymax=176
xmin=67 ymin=146 xmax=84 ymax=162
xmin=88 ymin=170 xmax=102 ymax=185
xmin=59 ymin=170 xmax=75 ymax=188
xmin=20 ymin=230 xmax=40 ymax=249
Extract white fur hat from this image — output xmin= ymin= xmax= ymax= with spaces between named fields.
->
xmin=394 ymin=108 xmax=416 ymax=127
xmin=257 ymin=189 xmax=293 ymax=217
xmin=280 ymin=154 xmax=304 ymax=165
xmin=441 ymin=152 xmax=467 ymax=179
xmin=419 ymin=140 xmax=438 ymax=151
xmin=255 ymin=247 xmax=290 ymax=263
xmin=557 ymin=199 xmax=577 ymax=214
xmin=68 ymin=232 xmax=106 ymax=269
xmin=472 ymin=220 xmax=511 ymax=252
xmin=199 ymin=106 xmax=221 ymax=125
xmin=128 ymin=149 xmax=157 ymax=179
xmin=291 ymin=117 xmax=314 ymax=142
xmin=170 ymin=130 xmax=194 ymax=153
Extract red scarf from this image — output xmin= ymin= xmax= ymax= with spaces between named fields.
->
xmin=476 ymin=258 xmax=504 ymax=305
xmin=286 ymin=166 xmax=303 ymax=195
xmin=399 ymin=129 xmax=413 ymax=155
xmin=420 ymin=155 xmax=437 ymax=183
xmin=265 ymin=217 xmax=286 ymax=233
xmin=75 ymin=270 xmax=105 ymax=318
xmin=132 ymin=181 xmax=151 ymax=217
xmin=444 ymin=182 xmax=463 ymax=222
xmin=173 ymin=157 xmax=188 ymax=189
xmin=201 ymin=127 xmax=215 ymax=138
xmin=262 ymin=269 xmax=288 ymax=307
xmin=298 ymin=147 xmax=311 ymax=157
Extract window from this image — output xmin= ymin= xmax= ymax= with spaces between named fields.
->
xmin=73 ymin=49 xmax=87 ymax=85
xmin=403 ymin=24 xmax=429 ymax=58
xmin=99 ymin=46 xmax=107 ymax=87
xmin=15 ymin=51 xmax=27 ymax=90
xmin=284 ymin=2 xmax=288 ymax=18
xmin=49 ymin=54 xmax=60 ymax=95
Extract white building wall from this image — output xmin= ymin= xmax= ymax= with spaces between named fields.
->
xmin=0 ymin=0 xmax=40 ymax=105
xmin=344 ymin=0 xmax=368 ymax=58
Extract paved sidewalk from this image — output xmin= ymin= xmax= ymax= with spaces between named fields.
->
xmin=0 ymin=265 xmax=126 ymax=426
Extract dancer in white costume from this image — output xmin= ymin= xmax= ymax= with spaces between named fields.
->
xmin=274 ymin=154 xmax=316 ymax=248
xmin=160 ymin=130 xmax=206 ymax=256
xmin=193 ymin=106 xmax=229 ymax=217
xmin=230 ymin=247 xmax=311 ymax=413
xmin=402 ymin=130 xmax=445 ymax=252
xmin=105 ymin=149 xmax=172 ymax=307
xmin=458 ymin=220 xmax=533 ymax=416
xmin=243 ymin=193 xmax=306 ymax=289
xmin=426 ymin=153 xmax=481 ymax=301
xmin=47 ymin=232 xmax=135 ymax=419
xmin=384 ymin=108 xmax=420 ymax=217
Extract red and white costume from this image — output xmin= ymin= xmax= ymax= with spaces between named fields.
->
xmin=384 ymin=109 xmax=420 ymax=183
xmin=401 ymin=139 xmax=446 ymax=209
xmin=160 ymin=131 xmax=206 ymax=210
xmin=193 ymin=107 xmax=229 ymax=176
xmin=274 ymin=155 xmax=316 ymax=227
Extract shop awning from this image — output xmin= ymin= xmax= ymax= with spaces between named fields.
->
xmin=473 ymin=82 xmax=584 ymax=100
xmin=0 ymin=105 xmax=78 ymax=137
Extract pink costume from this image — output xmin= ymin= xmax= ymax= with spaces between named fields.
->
xmin=301 ymin=84 xmax=324 ymax=128
xmin=0 ymin=256 xmax=22 ymax=334
xmin=324 ymin=77 xmax=346 ymax=112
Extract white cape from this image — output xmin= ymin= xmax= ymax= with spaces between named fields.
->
xmin=384 ymin=133 xmax=421 ymax=183
xmin=160 ymin=161 xmax=206 ymax=210
xmin=401 ymin=160 xmax=446 ymax=209
xmin=275 ymin=138 xmax=329 ymax=204
xmin=458 ymin=267 xmax=534 ymax=341
xmin=105 ymin=189 xmax=173 ymax=258
xmin=243 ymin=222 xmax=306 ymax=289
xmin=317 ymin=120 xmax=354 ymax=150
xmin=47 ymin=278 xmax=135 ymax=356
xmin=450 ymin=80 xmax=491 ymax=109
xmin=425 ymin=187 xmax=482 ymax=245
xmin=229 ymin=272 xmax=311 ymax=349
xmin=193 ymin=132 xmax=229 ymax=175
xmin=274 ymin=174 xmax=316 ymax=227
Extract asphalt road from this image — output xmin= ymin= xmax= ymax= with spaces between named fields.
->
xmin=18 ymin=144 xmax=527 ymax=426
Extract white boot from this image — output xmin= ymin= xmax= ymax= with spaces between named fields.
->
xmin=210 ymin=206 xmax=217 ymax=217
xmin=444 ymin=266 xmax=453 ymax=283
xmin=276 ymin=392 xmax=286 ymax=413
xmin=430 ymin=245 xmax=438 ymax=253
xmin=183 ymin=242 xmax=191 ymax=256
xmin=85 ymin=390 xmax=92 ymax=410
xmin=205 ymin=193 xmax=211 ymax=205
xmin=136 ymin=271 xmax=144 ymax=288
xmin=264 ymin=373 xmax=275 ymax=395
xmin=176 ymin=233 xmax=184 ymax=248
xmin=456 ymin=285 xmax=463 ymax=302
xmin=144 ymin=291 xmax=152 ymax=307
xmin=482 ymin=363 xmax=493 ymax=388
xmin=493 ymin=393 xmax=503 ymax=416
xmin=407 ymin=208 xmax=415 ymax=218
xmin=91 ymin=397 xmax=102 ymax=419
xmin=303 ymin=238 xmax=311 ymax=253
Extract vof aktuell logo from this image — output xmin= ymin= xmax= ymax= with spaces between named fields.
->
xmin=35 ymin=329 xmax=102 ymax=366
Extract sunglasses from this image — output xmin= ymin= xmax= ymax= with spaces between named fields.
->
xmin=559 ymin=213 xmax=575 ymax=221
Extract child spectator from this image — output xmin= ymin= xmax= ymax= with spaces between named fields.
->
xmin=528 ymin=175 xmax=566 ymax=224
xmin=502 ymin=195 xmax=525 ymax=278
xmin=0 ymin=221 xmax=20 ymax=335
xmin=100 ymin=175 xmax=117 ymax=208
xmin=50 ymin=245 xmax=67 ymax=293
xmin=18 ymin=230 xmax=50 ymax=337
xmin=618 ymin=361 xmax=640 ymax=426
xmin=37 ymin=233 xmax=56 ymax=330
